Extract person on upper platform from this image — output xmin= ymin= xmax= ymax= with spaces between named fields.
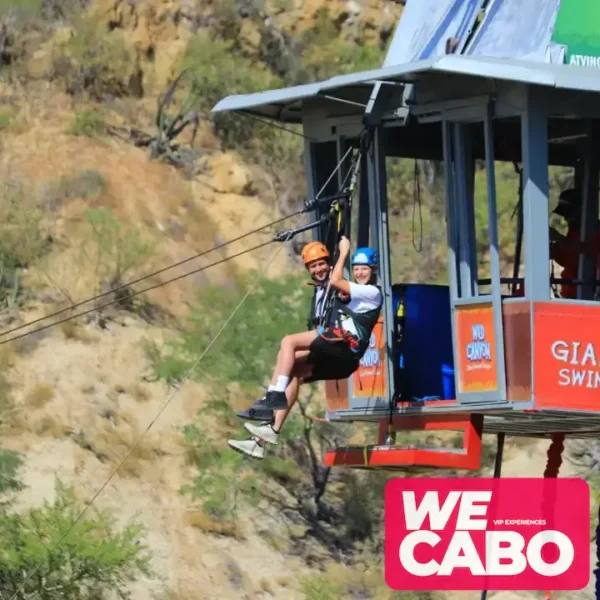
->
xmin=228 ymin=236 xmax=383 ymax=459
xmin=550 ymin=187 xmax=600 ymax=299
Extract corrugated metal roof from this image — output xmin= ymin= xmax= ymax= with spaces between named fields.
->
xmin=211 ymin=55 xmax=600 ymax=123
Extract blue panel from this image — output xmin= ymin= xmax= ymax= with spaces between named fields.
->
xmin=465 ymin=0 xmax=561 ymax=61
xmin=393 ymin=284 xmax=455 ymax=402
xmin=384 ymin=0 xmax=482 ymax=67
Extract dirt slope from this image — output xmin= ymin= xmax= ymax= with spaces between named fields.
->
xmin=0 ymin=1 xmax=593 ymax=599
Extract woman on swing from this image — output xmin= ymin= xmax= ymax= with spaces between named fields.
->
xmin=228 ymin=236 xmax=382 ymax=459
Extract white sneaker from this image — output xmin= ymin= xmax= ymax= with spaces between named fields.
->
xmin=244 ymin=421 xmax=279 ymax=445
xmin=228 ymin=438 xmax=265 ymax=459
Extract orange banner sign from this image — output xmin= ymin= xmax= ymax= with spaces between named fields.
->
xmin=455 ymin=303 xmax=498 ymax=393
xmin=535 ymin=302 xmax=600 ymax=410
xmin=353 ymin=318 xmax=386 ymax=398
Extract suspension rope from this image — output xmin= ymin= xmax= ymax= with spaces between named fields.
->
xmin=0 ymin=210 xmax=303 ymax=340
xmin=8 ymin=226 xmax=296 ymax=600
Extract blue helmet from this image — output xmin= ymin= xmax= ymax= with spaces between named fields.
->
xmin=351 ymin=247 xmax=378 ymax=266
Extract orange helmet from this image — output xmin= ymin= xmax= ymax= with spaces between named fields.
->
xmin=301 ymin=241 xmax=330 ymax=266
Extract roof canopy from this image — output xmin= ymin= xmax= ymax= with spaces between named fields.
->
xmin=211 ymin=55 xmax=600 ymax=124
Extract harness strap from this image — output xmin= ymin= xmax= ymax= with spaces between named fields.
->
xmin=317 ymin=326 xmax=360 ymax=351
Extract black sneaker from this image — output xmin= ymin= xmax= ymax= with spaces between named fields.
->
xmin=263 ymin=390 xmax=288 ymax=410
xmin=236 ymin=395 xmax=275 ymax=422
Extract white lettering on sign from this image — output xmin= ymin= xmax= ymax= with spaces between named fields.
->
xmin=570 ymin=55 xmax=600 ymax=68
xmin=398 ymin=491 xmax=574 ymax=577
xmin=551 ymin=340 xmax=600 ymax=388
xmin=359 ymin=332 xmax=379 ymax=369
xmin=466 ymin=324 xmax=491 ymax=363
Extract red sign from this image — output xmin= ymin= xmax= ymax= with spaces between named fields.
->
xmin=535 ymin=302 xmax=600 ymax=410
xmin=455 ymin=304 xmax=498 ymax=393
xmin=353 ymin=317 xmax=386 ymax=398
xmin=385 ymin=478 xmax=589 ymax=591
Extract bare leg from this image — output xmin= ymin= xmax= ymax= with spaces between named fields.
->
xmin=253 ymin=354 xmax=311 ymax=447
xmin=273 ymin=361 xmax=313 ymax=431
xmin=270 ymin=331 xmax=317 ymax=384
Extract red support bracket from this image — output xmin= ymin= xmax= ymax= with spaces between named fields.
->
xmin=323 ymin=413 xmax=483 ymax=471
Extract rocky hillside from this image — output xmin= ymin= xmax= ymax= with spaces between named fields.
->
xmin=0 ymin=1 xmax=596 ymax=600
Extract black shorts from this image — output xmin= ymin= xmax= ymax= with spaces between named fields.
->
xmin=303 ymin=334 xmax=360 ymax=383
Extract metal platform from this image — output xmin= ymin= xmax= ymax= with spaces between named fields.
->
xmin=481 ymin=409 xmax=600 ymax=438
xmin=329 ymin=405 xmax=600 ymax=440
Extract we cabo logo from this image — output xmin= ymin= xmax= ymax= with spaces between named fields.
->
xmin=385 ymin=478 xmax=589 ymax=591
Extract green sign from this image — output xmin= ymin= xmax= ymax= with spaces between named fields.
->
xmin=551 ymin=0 xmax=600 ymax=66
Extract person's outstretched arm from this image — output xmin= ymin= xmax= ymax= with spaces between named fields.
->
xmin=329 ymin=236 xmax=352 ymax=294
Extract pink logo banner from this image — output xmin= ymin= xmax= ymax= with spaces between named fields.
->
xmin=385 ymin=478 xmax=589 ymax=591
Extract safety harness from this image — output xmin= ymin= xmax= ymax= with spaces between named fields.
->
xmin=306 ymin=281 xmax=337 ymax=330
xmin=317 ymin=285 xmax=383 ymax=357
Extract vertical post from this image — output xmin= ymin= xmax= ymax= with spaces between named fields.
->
xmin=521 ymin=88 xmax=550 ymax=302
xmin=442 ymin=120 xmax=460 ymax=302
xmin=337 ymin=137 xmax=352 ymax=282
xmin=452 ymin=124 xmax=477 ymax=298
xmin=367 ymin=127 xmax=395 ymax=406
xmin=464 ymin=127 xmax=479 ymax=295
xmin=357 ymin=152 xmax=370 ymax=247
xmin=484 ymin=102 xmax=507 ymax=399
xmin=578 ymin=122 xmax=600 ymax=300
xmin=303 ymin=139 xmax=320 ymax=237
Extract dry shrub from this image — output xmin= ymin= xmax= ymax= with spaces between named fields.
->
xmin=186 ymin=510 xmax=245 ymax=540
xmin=0 ymin=345 xmax=16 ymax=427
xmin=32 ymin=415 xmax=68 ymax=438
xmin=128 ymin=383 xmax=152 ymax=403
xmin=258 ymin=578 xmax=274 ymax=594
xmin=89 ymin=413 xmax=161 ymax=478
xmin=26 ymin=382 xmax=54 ymax=408
xmin=50 ymin=12 xmax=138 ymax=101
xmin=260 ymin=528 xmax=288 ymax=553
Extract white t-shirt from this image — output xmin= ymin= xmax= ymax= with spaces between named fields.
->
xmin=339 ymin=282 xmax=382 ymax=337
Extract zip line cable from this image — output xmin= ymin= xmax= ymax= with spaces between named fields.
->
xmin=0 ymin=210 xmax=303 ymax=340
xmin=0 ymin=140 xmax=356 ymax=344
xmin=8 ymin=228 xmax=295 ymax=600
xmin=6 ymin=116 xmax=366 ymax=597
xmin=0 ymin=237 xmax=276 ymax=347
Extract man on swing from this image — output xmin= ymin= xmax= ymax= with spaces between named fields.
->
xmin=236 ymin=240 xmax=334 ymax=423
xmin=228 ymin=235 xmax=382 ymax=459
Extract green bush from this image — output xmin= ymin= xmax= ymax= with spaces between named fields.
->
xmin=179 ymin=423 xmax=260 ymax=524
xmin=178 ymin=32 xmax=302 ymax=167
xmin=78 ymin=207 xmax=156 ymax=294
xmin=293 ymin=7 xmax=385 ymax=83
xmin=0 ymin=175 xmax=50 ymax=308
xmin=300 ymin=574 xmax=345 ymax=600
xmin=150 ymin=271 xmax=309 ymax=390
xmin=44 ymin=169 xmax=108 ymax=209
xmin=70 ymin=109 xmax=107 ymax=137
xmin=0 ymin=480 xmax=152 ymax=598
xmin=51 ymin=14 xmax=135 ymax=100
xmin=0 ymin=0 xmax=43 ymax=24
xmin=0 ymin=449 xmax=24 ymax=506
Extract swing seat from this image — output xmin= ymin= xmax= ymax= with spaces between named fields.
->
xmin=323 ymin=413 xmax=483 ymax=471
